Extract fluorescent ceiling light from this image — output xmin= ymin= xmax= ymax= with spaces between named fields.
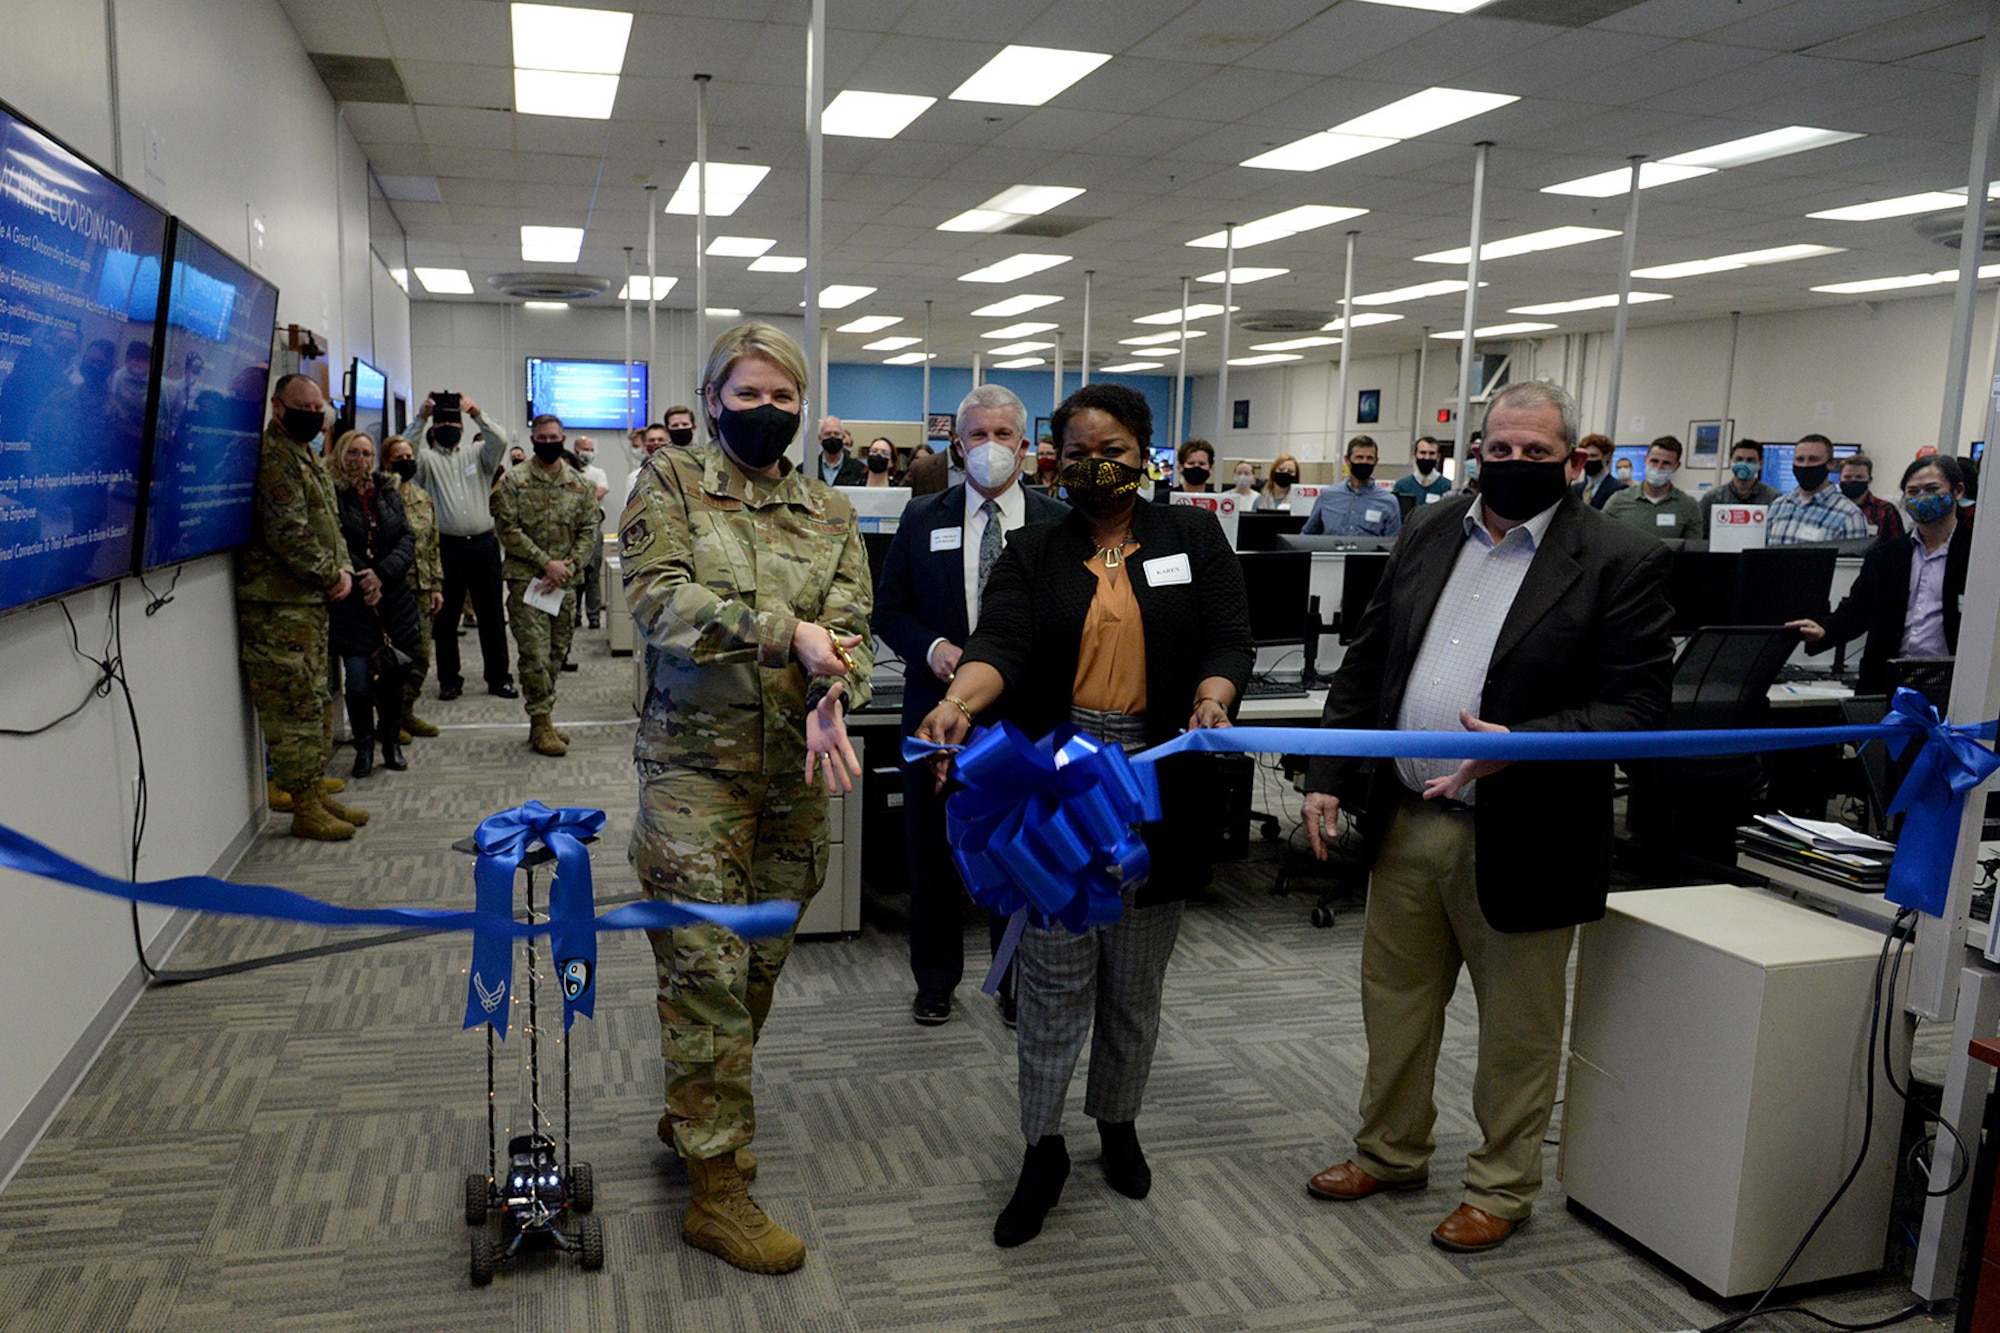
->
xmin=1417 ymin=225 xmax=1620 ymax=264
xmin=705 ymin=307 xmax=740 ymax=318
xmin=865 ymin=336 xmax=923 ymax=350
xmin=839 ymin=315 xmax=902 ymax=333
xmin=1429 ymin=322 xmax=1559 ymax=339
xmin=1660 ymin=125 xmax=1861 ymax=170
xmin=1134 ymin=303 xmax=1236 ymax=325
xmin=514 ymin=69 xmax=619 ymax=119
xmin=414 ymin=267 xmax=475 ymax=295
xmin=520 ymin=225 xmax=584 ymax=262
xmin=748 ymin=254 xmax=807 ymax=272
xmin=1352 ymin=279 xmax=1479 ymax=305
xmin=1508 ymin=292 xmax=1672 ymax=315
xmin=706 ymin=235 xmax=774 ymax=258
xmin=883 ymin=352 xmax=936 ymax=365
xmin=1336 ymin=87 xmax=1518 ymax=140
xmin=618 ymin=275 xmax=678 ymax=301
xmin=1098 ymin=360 xmax=1162 ymax=372
xmin=1244 ymin=132 xmax=1398 ymax=173
xmin=988 ymin=341 xmax=1054 ymax=355
xmin=1542 ymin=162 xmax=1715 ymax=198
xmin=949 ymin=45 xmax=1110 ymax=107
xmin=664 ymin=162 xmax=770 ymax=217
xmin=1320 ymin=312 xmax=1407 ymax=329
xmin=1812 ymin=263 xmax=2000 ymax=295
xmin=1196 ymin=268 xmax=1288 ymax=285
xmin=937 ymin=185 xmax=1086 ymax=234
xmin=1633 ymin=243 xmax=1844 ymax=280
xmin=1251 ymin=336 xmax=1342 ymax=351
xmin=1229 ymin=353 xmax=1303 ymax=366
xmin=819 ymin=285 xmax=877 ymax=309
xmin=1809 ymin=191 xmax=1968 ymax=221
xmin=1120 ymin=330 xmax=1207 ymax=346
xmin=992 ymin=357 xmax=1045 ymax=369
xmin=971 ymin=294 xmax=1062 ymax=317
xmin=524 ymin=300 xmax=567 ymax=310
xmin=958 ymin=252 xmax=1071 ymax=283
xmin=982 ymin=322 xmax=1058 ymax=338
xmin=1353 ymin=0 xmax=1499 ymax=11
xmin=822 ymin=90 xmax=935 ymax=139
xmin=1188 ymin=205 xmax=1367 ymax=249
xmin=511 ymin=4 xmax=633 ymax=75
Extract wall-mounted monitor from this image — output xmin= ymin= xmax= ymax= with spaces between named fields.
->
xmin=525 ymin=357 xmax=647 ymax=431
xmin=136 ymin=221 xmax=281 ymax=571
xmin=0 ymin=97 xmax=169 ymax=616
xmin=345 ymin=356 xmax=387 ymax=448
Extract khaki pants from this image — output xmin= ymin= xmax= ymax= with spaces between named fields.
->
xmin=1353 ymin=794 xmax=1574 ymax=1220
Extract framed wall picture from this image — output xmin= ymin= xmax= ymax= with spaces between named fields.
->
xmin=1357 ymin=388 xmax=1380 ymax=425
xmin=926 ymin=412 xmax=955 ymax=443
xmin=1687 ymin=418 xmax=1734 ymax=469
xmin=1233 ymin=399 xmax=1250 ymax=430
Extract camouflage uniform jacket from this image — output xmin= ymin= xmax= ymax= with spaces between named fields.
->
xmin=620 ymin=441 xmax=873 ymax=775
xmin=235 ymin=422 xmax=347 ymax=604
xmin=490 ymin=460 xmax=598 ymax=585
xmin=398 ymin=477 xmax=444 ymax=594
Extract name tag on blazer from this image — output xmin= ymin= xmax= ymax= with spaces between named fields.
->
xmin=1142 ymin=553 xmax=1192 ymax=587
xmin=930 ymin=527 xmax=963 ymax=552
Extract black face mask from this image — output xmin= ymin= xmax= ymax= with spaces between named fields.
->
xmin=821 ymin=437 xmax=845 ymax=454
xmin=389 ymin=457 xmax=417 ymax=482
xmin=1271 ymin=469 xmax=1297 ymax=486
xmin=1348 ymin=461 xmax=1375 ymax=483
xmin=532 ymin=438 xmax=566 ymax=464
xmin=430 ymin=424 xmax=463 ymax=448
xmin=1793 ymin=462 xmax=1830 ymax=492
xmin=280 ymin=406 xmax=323 ymax=444
xmin=1415 ymin=457 xmax=1437 ymax=476
xmin=1478 ymin=459 xmax=1569 ymax=522
xmin=1059 ymin=458 xmax=1145 ymax=511
xmin=1583 ymin=457 xmax=1604 ymax=477
xmin=1839 ymin=479 xmax=1870 ymax=502
xmin=866 ymin=453 xmax=891 ymax=474
xmin=667 ymin=426 xmax=695 ymax=447
xmin=1181 ymin=465 xmax=1210 ymax=487
xmin=718 ymin=403 xmax=801 ymax=470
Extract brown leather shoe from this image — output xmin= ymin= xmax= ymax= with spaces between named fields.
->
xmin=1431 ymin=1203 xmax=1520 ymax=1253
xmin=1306 ymin=1160 xmax=1427 ymax=1202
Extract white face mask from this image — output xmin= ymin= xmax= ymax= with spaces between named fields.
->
xmin=1644 ymin=464 xmax=1675 ymax=488
xmin=1234 ymin=472 xmax=1255 ymax=490
xmin=964 ymin=440 xmax=1021 ymax=491
xmin=577 ymin=450 xmax=594 ymax=464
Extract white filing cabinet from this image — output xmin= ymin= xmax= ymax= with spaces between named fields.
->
xmin=1561 ymin=884 xmax=1904 ymax=1298
xmin=603 ymin=547 xmax=634 ymax=656
xmin=797 ymin=734 xmax=865 ymax=937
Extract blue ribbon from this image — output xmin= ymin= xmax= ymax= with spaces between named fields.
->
xmin=468 ymin=801 xmax=603 ymax=1037
xmin=907 ymin=688 xmax=2000 ymax=922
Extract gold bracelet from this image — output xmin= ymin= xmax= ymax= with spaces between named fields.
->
xmin=943 ymin=694 xmax=976 ymax=723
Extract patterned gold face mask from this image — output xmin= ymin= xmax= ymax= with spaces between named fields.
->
xmin=1058 ymin=457 xmax=1144 ymax=506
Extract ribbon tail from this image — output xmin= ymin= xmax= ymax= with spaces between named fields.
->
xmin=546 ymin=830 xmax=596 ymax=1029
xmin=982 ymin=909 xmax=1028 ymax=997
xmin=466 ymin=848 xmax=518 ymax=1036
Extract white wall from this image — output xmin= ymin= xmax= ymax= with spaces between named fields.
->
xmin=0 ymin=0 xmax=396 ymax=1177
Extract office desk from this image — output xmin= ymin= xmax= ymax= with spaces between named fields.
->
xmin=1768 ymin=681 xmax=1856 ymax=708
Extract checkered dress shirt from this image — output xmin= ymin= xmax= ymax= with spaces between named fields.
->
xmin=1766 ymin=484 xmax=1867 ymax=545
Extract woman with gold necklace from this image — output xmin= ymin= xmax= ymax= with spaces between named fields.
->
xmin=915 ymin=382 xmax=1254 ymax=1248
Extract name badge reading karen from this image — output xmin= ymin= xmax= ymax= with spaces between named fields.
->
xmin=930 ymin=527 xmax=963 ymax=552
xmin=1142 ymin=553 xmax=1192 ymax=587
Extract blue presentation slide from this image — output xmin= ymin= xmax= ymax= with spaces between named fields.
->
xmin=0 ymin=102 xmax=167 ymax=615
xmin=140 ymin=224 xmax=279 ymax=570
xmin=527 ymin=358 xmax=647 ymax=430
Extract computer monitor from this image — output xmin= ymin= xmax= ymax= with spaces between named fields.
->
xmin=1234 ymin=511 xmax=1308 ymax=551
xmin=1888 ymin=657 xmax=1953 ymax=712
xmin=1395 ymin=492 xmax=1417 ymax=520
xmin=1338 ymin=551 xmax=1390 ymax=645
xmin=1733 ymin=546 xmax=1837 ymax=624
xmin=1275 ymin=534 xmax=1395 ymax=554
xmin=862 ymin=531 xmax=896 ymax=594
xmin=1237 ymin=550 xmax=1313 ymax=647
xmin=1668 ymin=550 xmax=1738 ymax=635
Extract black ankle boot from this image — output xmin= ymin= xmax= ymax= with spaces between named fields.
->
xmin=378 ymin=736 xmax=406 ymax=771
xmin=350 ymin=740 xmax=374 ymax=778
xmin=347 ymin=698 xmax=373 ymax=777
xmin=1097 ymin=1119 xmax=1151 ymax=1199
xmin=994 ymin=1135 xmax=1069 ymax=1247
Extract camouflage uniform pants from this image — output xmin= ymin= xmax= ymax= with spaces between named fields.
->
xmin=237 ymin=601 xmax=332 ymax=790
xmin=632 ymin=762 xmax=828 ymax=1161
xmin=504 ymin=580 xmax=575 ymax=719
xmin=403 ymin=603 xmax=434 ymax=712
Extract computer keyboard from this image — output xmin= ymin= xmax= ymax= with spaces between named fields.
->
xmin=1241 ymin=675 xmax=1310 ymax=700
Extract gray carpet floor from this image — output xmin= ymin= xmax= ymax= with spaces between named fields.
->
xmin=0 ymin=632 xmax=1952 ymax=1331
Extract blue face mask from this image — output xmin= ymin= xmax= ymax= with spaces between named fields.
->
xmin=1731 ymin=460 xmax=1760 ymax=483
xmin=1907 ymin=493 xmax=1955 ymax=524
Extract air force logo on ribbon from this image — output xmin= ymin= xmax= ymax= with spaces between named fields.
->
xmin=473 ymin=972 xmax=507 ymax=1015
xmin=561 ymin=958 xmax=591 ymax=1003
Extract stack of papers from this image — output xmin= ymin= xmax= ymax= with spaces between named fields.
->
xmin=1736 ymin=813 xmax=1893 ymax=889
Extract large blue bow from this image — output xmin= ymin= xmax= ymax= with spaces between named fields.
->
xmin=1880 ymin=689 xmax=2000 ymax=915
xmin=468 ymin=801 xmax=604 ymax=1037
xmin=915 ymin=722 xmax=1161 ymax=937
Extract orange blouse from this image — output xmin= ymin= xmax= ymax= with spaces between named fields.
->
xmin=1071 ymin=545 xmax=1147 ymax=715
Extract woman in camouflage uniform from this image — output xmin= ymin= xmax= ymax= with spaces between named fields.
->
xmin=620 ymin=323 xmax=872 ymax=1275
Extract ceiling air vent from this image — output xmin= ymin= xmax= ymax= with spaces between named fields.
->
xmin=1236 ymin=309 xmax=1333 ymax=334
xmin=488 ymin=273 xmax=614 ymax=301
xmin=1475 ymin=0 xmax=1648 ymax=27
xmin=1004 ymin=215 xmax=1102 ymax=238
xmin=1912 ymin=211 xmax=2000 ymax=254
xmin=309 ymin=54 xmax=409 ymax=104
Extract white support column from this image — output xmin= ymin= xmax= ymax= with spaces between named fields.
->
xmin=971 ymin=351 xmax=981 ymax=388
xmin=1172 ymin=275 xmax=1190 ymax=451
xmin=1713 ymin=311 xmax=1741 ymax=492
xmin=1051 ymin=333 xmax=1063 ymax=410
xmin=622 ymin=246 xmax=634 ymax=434
xmin=695 ymin=73 xmax=710 ymax=360
xmin=803 ymin=0 xmax=825 ymax=465
xmin=645 ymin=184 xmax=658 ymax=424
xmin=1602 ymin=156 xmax=1644 ymax=440
xmin=922 ymin=299 xmax=933 ymax=422
xmin=1451 ymin=143 xmax=1492 ymax=470
xmin=1333 ymin=229 xmax=1358 ymax=450
xmin=1214 ymin=225 xmax=1236 ymax=444
xmin=1940 ymin=4 xmax=2000 ymax=458
xmin=1413 ymin=327 xmax=1430 ymax=454
xmin=1080 ymin=270 xmax=1094 ymax=386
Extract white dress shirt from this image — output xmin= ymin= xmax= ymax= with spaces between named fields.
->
xmin=926 ymin=480 xmax=1027 ymax=672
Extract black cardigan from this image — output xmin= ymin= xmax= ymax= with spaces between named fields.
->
xmin=961 ymin=500 xmax=1255 ymax=905
xmin=1807 ymin=520 xmax=1971 ymax=693
xmin=330 ymin=473 xmax=422 ymax=657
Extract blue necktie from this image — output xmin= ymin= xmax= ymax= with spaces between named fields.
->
xmin=977 ymin=498 xmax=1002 ymax=602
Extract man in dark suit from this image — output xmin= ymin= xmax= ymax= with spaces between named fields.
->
xmin=1790 ymin=453 xmax=1970 ymax=691
xmin=1571 ymin=433 xmax=1626 ymax=509
xmin=905 ymin=438 xmax=956 ymax=496
xmin=875 ymin=383 xmax=1068 ymax=1026
xmin=1299 ymin=380 xmax=1673 ymax=1254
xmin=812 ymin=416 xmax=867 ymax=486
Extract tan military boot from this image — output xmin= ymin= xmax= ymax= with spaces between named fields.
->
xmin=267 ymin=780 xmax=293 ymax=812
xmin=403 ymin=709 xmax=439 ymax=738
xmin=321 ymin=790 xmax=371 ymax=827
xmin=321 ymin=776 xmax=346 ymax=795
xmin=683 ymin=1153 xmax=803 ymax=1274
xmin=530 ymin=715 xmax=568 ymax=756
xmin=555 ymin=725 xmax=572 ymax=744
xmin=287 ymin=784 xmax=355 ymax=841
